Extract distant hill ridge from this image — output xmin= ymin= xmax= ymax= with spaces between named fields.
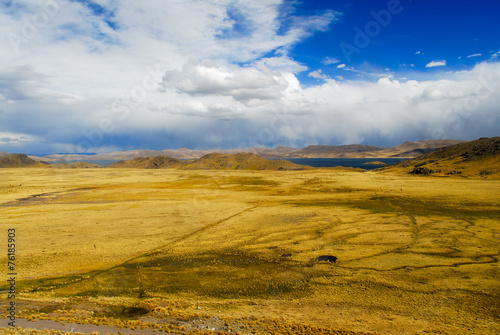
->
xmin=27 ymin=139 xmax=466 ymax=162
xmin=3 ymin=138 xmax=498 ymax=173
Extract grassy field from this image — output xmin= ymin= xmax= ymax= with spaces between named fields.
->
xmin=0 ymin=167 xmax=499 ymax=334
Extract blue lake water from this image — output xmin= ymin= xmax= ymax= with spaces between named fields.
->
xmin=47 ymin=158 xmax=408 ymax=169
xmin=273 ymin=158 xmax=407 ymax=170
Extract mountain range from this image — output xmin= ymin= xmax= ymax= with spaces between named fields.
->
xmin=27 ymin=139 xmax=465 ymax=162
xmin=1 ymin=138 xmax=498 ymax=176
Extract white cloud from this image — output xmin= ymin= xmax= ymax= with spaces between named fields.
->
xmin=254 ymin=55 xmax=308 ymax=73
xmin=426 ymin=60 xmax=447 ymax=68
xmin=0 ymin=132 xmax=38 ymax=145
xmin=287 ymin=62 xmax=500 ymax=144
xmin=322 ymin=57 xmax=341 ymax=65
xmin=308 ymin=70 xmax=328 ymax=79
xmin=136 ymin=61 xmax=500 ymax=148
xmin=161 ymin=60 xmax=291 ymax=101
xmin=340 ymin=66 xmax=393 ymax=79
xmin=467 ymin=53 xmax=482 ymax=58
xmin=337 ymin=64 xmax=346 ymax=69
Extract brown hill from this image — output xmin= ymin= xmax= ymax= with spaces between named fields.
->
xmin=389 ymin=139 xmax=466 ymax=157
xmin=183 ymin=153 xmax=310 ymax=170
xmin=0 ymin=153 xmax=49 ymax=168
xmin=381 ymin=137 xmax=500 ymax=178
xmin=0 ymin=151 xmax=9 ymax=157
xmin=108 ymin=156 xmax=184 ymax=169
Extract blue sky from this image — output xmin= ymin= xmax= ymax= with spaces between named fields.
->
xmin=0 ymin=0 xmax=499 ymax=154
xmin=294 ymin=0 xmax=500 ymax=83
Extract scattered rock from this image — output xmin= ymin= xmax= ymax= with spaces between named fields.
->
xmin=119 ymin=306 xmax=149 ymax=318
xmin=446 ymin=170 xmax=462 ymax=175
xmin=408 ymin=166 xmax=435 ymax=176
xmin=317 ymin=255 xmax=337 ymax=263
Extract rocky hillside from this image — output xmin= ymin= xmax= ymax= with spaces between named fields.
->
xmin=108 ymin=156 xmax=184 ymax=169
xmin=381 ymin=137 xmax=500 ymax=178
xmin=0 ymin=153 xmax=48 ymax=168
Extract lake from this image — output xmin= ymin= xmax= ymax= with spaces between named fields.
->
xmin=47 ymin=157 xmax=408 ymax=169
xmin=273 ymin=158 xmax=407 ymax=170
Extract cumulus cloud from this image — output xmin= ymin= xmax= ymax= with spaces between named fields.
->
xmin=426 ymin=60 xmax=447 ymax=68
xmin=287 ymin=62 xmax=500 ymax=144
xmin=161 ymin=60 xmax=290 ymax=101
xmin=154 ymin=61 xmax=500 ymax=149
xmin=337 ymin=64 xmax=346 ymax=69
xmin=308 ymin=70 xmax=328 ymax=79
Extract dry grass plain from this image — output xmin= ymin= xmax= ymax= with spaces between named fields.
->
xmin=0 ymin=167 xmax=499 ymax=334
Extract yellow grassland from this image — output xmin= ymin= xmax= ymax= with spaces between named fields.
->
xmin=0 ymin=167 xmax=498 ymax=334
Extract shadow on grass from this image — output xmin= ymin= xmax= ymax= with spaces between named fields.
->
xmin=290 ymin=196 xmax=500 ymax=220
xmin=30 ymin=253 xmax=311 ymax=300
